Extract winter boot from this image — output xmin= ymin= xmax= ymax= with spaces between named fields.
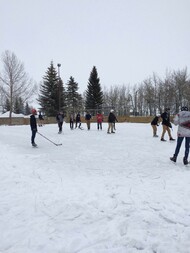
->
xmin=183 ymin=157 xmax=188 ymax=165
xmin=153 ymin=134 xmax=158 ymax=137
xmin=170 ymin=137 xmax=175 ymax=141
xmin=161 ymin=138 xmax=166 ymax=141
xmin=170 ymin=155 xmax=177 ymax=163
xmin=32 ymin=143 xmax=37 ymax=147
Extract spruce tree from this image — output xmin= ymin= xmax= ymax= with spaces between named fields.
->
xmin=85 ymin=66 xmax=104 ymax=112
xmin=38 ymin=62 xmax=65 ymax=116
xmin=14 ymin=97 xmax=20 ymax=114
xmin=14 ymin=97 xmax=24 ymax=114
xmin=5 ymin=98 xmax=10 ymax=112
xmin=24 ymin=102 xmax=31 ymax=115
xmin=66 ymin=76 xmax=82 ymax=113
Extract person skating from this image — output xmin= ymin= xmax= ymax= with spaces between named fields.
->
xmin=56 ymin=111 xmax=64 ymax=134
xmin=70 ymin=113 xmax=74 ymax=130
xmin=160 ymin=108 xmax=175 ymax=141
xmin=170 ymin=106 xmax=190 ymax=165
xmin=85 ymin=112 xmax=92 ymax=130
xmin=75 ymin=112 xmax=82 ymax=129
xmin=107 ymin=109 xmax=118 ymax=134
xmin=38 ymin=111 xmax=44 ymax=127
xmin=96 ymin=112 xmax=103 ymax=130
xmin=151 ymin=115 xmax=161 ymax=137
xmin=30 ymin=109 xmax=38 ymax=147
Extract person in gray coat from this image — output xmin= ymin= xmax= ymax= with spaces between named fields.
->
xmin=170 ymin=106 xmax=190 ymax=165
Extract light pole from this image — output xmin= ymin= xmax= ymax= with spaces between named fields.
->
xmin=57 ymin=63 xmax=61 ymax=111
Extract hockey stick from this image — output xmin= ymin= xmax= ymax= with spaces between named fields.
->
xmin=37 ymin=132 xmax=62 ymax=146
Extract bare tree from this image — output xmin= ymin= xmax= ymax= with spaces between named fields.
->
xmin=171 ymin=68 xmax=189 ymax=113
xmin=0 ymin=50 xmax=37 ymax=124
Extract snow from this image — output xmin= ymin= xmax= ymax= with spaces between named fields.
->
xmin=0 ymin=122 xmax=190 ymax=253
xmin=0 ymin=111 xmax=25 ymax=118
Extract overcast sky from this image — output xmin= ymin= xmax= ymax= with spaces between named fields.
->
xmin=1 ymin=0 xmax=190 ymax=93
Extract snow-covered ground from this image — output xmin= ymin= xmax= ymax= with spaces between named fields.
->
xmin=0 ymin=122 xmax=190 ymax=253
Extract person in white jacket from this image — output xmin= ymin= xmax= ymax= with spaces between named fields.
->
xmin=170 ymin=106 xmax=190 ymax=165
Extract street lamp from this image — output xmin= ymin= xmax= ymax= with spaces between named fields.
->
xmin=57 ymin=63 xmax=61 ymax=111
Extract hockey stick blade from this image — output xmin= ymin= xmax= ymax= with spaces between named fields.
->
xmin=38 ymin=132 xmax=62 ymax=146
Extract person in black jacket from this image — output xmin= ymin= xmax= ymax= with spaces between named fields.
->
xmin=56 ymin=112 xmax=64 ymax=134
xmin=107 ymin=109 xmax=118 ymax=134
xmin=160 ymin=108 xmax=175 ymax=141
xmin=75 ymin=112 xmax=82 ymax=129
xmin=151 ymin=115 xmax=160 ymax=137
xmin=38 ymin=111 xmax=44 ymax=127
xmin=30 ymin=109 xmax=38 ymax=147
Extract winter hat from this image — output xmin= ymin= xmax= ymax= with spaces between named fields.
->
xmin=31 ymin=108 xmax=37 ymax=114
xmin=110 ymin=109 xmax=114 ymax=112
xmin=181 ymin=106 xmax=188 ymax=111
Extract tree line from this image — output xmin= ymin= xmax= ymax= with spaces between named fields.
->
xmin=0 ymin=50 xmax=190 ymax=124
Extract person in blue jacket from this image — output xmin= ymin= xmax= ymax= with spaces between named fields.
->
xmin=85 ymin=112 xmax=92 ymax=130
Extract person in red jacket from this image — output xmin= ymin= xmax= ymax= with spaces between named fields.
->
xmin=96 ymin=112 xmax=103 ymax=130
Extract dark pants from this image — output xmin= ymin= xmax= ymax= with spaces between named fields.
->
xmin=70 ymin=120 xmax=74 ymax=129
xmin=75 ymin=121 xmax=81 ymax=128
xmin=97 ymin=122 xmax=102 ymax=130
xmin=31 ymin=129 xmax=37 ymax=144
xmin=174 ymin=137 xmax=190 ymax=159
xmin=58 ymin=122 xmax=63 ymax=132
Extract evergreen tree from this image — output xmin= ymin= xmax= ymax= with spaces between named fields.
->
xmin=66 ymin=76 xmax=83 ymax=113
xmin=85 ymin=66 xmax=104 ymax=112
xmin=24 ymin=102 xmax=31 ymax=115
xmin=14 ymin=97 xmax=20 ymax=113
xmin=5 ymin=98 xmax=10 ymax=112
xmin=19 ymin=97 xmax=24 ymax=114
xmin=37 ymin=62 xmax=65 ymax=116
xmin=14 ymin=97 xmax=24 ymax=114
